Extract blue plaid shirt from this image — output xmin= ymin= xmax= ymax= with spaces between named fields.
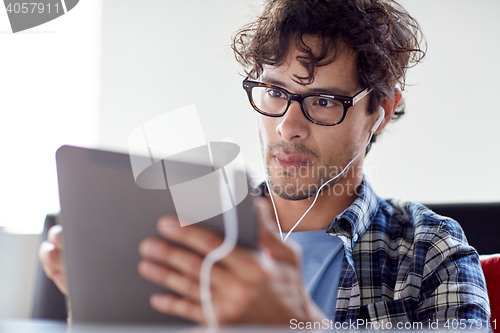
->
xmin=326 ymin=179 xmax=490 ymax=324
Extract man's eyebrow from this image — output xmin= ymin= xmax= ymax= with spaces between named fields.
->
xmin=308 ymin=87 xmax=352 ymax=97
xmin=260 ymin=76 xmax=353 ymax=96
xmin=260 ymin=76 xmax=288 ymax=88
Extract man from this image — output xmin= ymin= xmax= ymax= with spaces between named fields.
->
xmin=40 ymin=0 xmax=490 ymax=326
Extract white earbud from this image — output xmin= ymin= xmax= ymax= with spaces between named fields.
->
xmin=370 ymin=106 xmax=385 ymax=134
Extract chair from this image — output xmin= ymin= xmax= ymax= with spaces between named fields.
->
xmin=425 ymin=203 xmax=500 ymax=255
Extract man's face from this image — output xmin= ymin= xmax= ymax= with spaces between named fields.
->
xmin=258 ymin=37 xmax=376 ymax=200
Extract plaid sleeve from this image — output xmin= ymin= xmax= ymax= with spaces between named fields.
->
xmin=415 ymin=218 xmax=490 ymax=323
xmin=362 ymin=204 xmax=490 ymax=326
xmin=331 ymin=182 xmax=490 ymax=325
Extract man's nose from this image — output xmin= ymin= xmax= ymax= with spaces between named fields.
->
xmin=276 ymin=101 xmax=310 ymax=141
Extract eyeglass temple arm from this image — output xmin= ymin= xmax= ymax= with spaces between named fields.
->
xmin=353 ymin=88 xmax=373 ymax=105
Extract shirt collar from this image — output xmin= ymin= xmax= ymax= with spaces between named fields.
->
xmin=256 ymin=178 xmax=380 ymax=246
xmin=325 ymin=178 xmax=379 ymax=246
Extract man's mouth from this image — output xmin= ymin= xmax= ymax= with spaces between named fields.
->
xmin=273 ymin=153 xmax=310 ymax=169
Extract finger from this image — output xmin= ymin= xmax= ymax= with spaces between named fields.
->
xmin=157 ymin=217 xmax=224 ymax=255
xmin=139 ymin=237 xmax=203 ymax=280
xmin=50 ymin=272 xmax=68 ymax=295
xmin=138 ymin=260 xmax=201 ymax=302
xmin=150 ymin=293 xmax=205 ymax=324
xmin=156 ymin=217 xmax=259 ymax=274
xmin=256 ymin=198 xmax=299 ymax=266
xmin=39 ymin=241 xmax=67 ymax=294
xmin=39 ymin=241 xmax=64 ymax=275
xmin=138 ymin=237 xmax=230 ymax=290
xmin=47 ymin=225 xmax=63 ymax=249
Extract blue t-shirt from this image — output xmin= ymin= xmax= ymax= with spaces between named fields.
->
xmin=286 ymin=230 xmax=344 ymax=319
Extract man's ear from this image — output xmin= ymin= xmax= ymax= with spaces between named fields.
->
xmin=374 ymin=89 xmax=403 ymax=135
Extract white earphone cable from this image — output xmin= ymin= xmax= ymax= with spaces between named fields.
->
xmin=200 ymin=108 xmax=384 ymax=327
xmin=200 ymin=164 xmax=239 ymax=328
xmin=266 ymin=178 xmax=285 ymax=241
xmin=200 ymin=200 xmax=238 ymax=328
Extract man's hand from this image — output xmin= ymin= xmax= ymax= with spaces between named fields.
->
xmin=39 ymin=224 xmax=68 ymax=295
xmin=138 ymin=198 xmax=326 ymax=325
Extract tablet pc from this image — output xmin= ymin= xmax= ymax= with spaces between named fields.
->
xmin=56 ymin=145 xmax=258 ymax=324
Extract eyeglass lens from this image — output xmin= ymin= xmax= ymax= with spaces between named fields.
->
xmin=250 ymin=86 xmax=345 ymax=124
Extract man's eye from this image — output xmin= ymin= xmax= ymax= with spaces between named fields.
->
xmin=266 ymin=89 xmax=285 ymax=98
xmin=314 ymin=98 xmax=335 ymax=107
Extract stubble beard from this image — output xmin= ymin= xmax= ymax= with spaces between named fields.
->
xmin=268 ymin=162 xmax=331 ymax=201
xmin=262 ymin=142 xmax=348 ymax=201
xmin=258 ymin=127 xmax=363 ymax=200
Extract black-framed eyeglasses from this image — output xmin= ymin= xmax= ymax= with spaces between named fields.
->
xmin=243 ymin=79 xmax=372 ymax=126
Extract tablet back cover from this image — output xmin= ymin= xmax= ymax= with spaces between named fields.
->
xmin=57 ymin=145 xmax=192 ymax=324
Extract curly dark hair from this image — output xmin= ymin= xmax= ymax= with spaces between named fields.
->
xmin=232 ymin=0 xmax=426 ymax=125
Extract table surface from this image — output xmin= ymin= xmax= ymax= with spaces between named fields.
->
xmin=0 ymin=320 xmax=297 ymax=333
xmin=0 ymin=319 xmax=493 ymax=333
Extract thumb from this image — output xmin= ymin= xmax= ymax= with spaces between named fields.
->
xmin=255 ymin=198 xmax=299 ymax=266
